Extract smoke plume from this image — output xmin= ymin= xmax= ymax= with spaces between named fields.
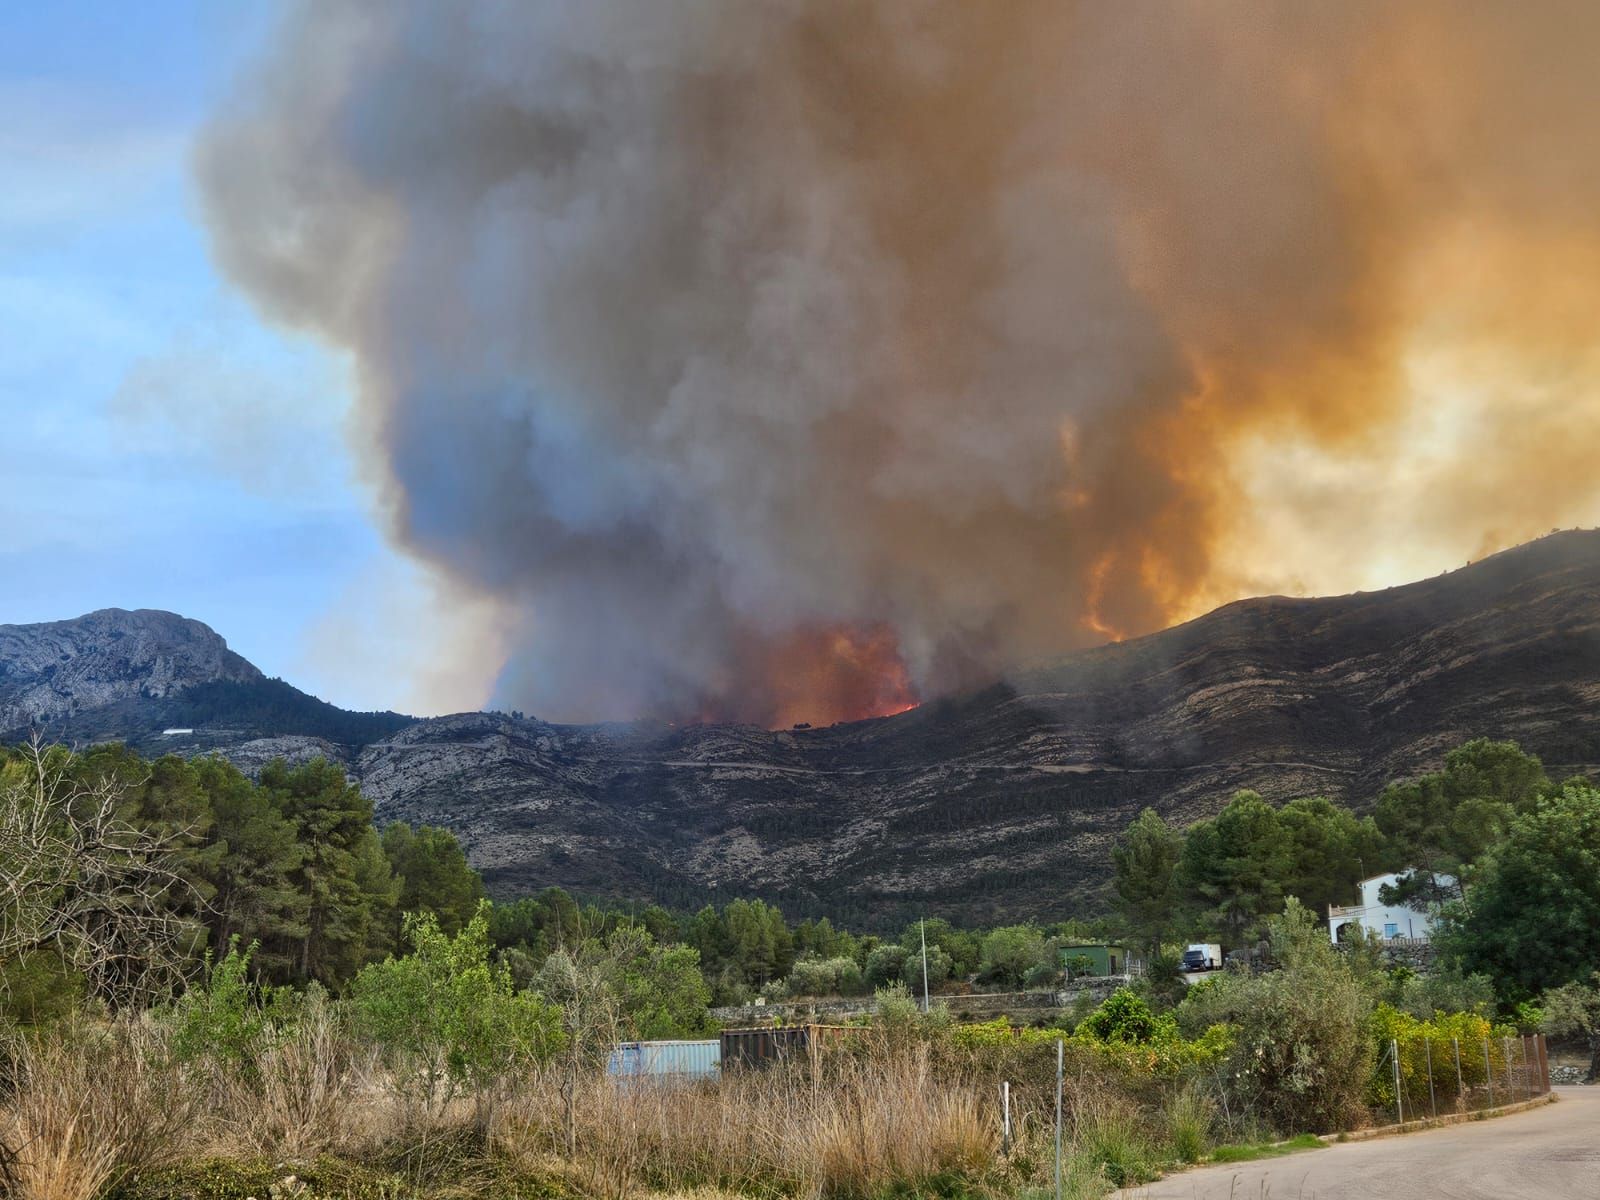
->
xmin=198 ymin=1 xmax=1600 ymax=725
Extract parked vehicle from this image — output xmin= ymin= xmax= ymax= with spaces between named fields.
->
xmin=1182 ymin=943 xmax=1221 ymax=972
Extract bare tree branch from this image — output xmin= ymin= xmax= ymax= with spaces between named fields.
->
xmin=0 ymin=733 xmax=205 ymax=1007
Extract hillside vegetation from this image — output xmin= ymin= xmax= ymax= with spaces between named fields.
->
xmin=5 ymin=533 xmax=1600 ymax=923
xmin=0 ymin=731 xmax=1594 ymax=1197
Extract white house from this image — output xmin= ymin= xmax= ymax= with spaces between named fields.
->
xmin=1327 ymin=872 xmax=1451 ymax=943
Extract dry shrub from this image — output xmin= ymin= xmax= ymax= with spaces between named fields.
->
xmin=218 ymin=995 xmax=372 ymax=1160
xmin=0 ymin=1018 xmax=197 ymax=1200
xmin=797 ymin=1052 xmax=996 ymax=1197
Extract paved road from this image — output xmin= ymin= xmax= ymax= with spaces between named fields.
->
xmin=1124 ymin=1088 xmax=1600 ymax=1200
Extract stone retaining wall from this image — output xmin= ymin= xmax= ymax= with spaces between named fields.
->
xmin=710 ymin=976 xmax=1134 ymax=1026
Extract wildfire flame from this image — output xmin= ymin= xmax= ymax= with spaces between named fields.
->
xmin=732 ymin=624 xmax=917 ymax=729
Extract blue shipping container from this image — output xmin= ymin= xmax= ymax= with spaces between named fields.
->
xmin=607 ymin=1039 xmax=721 ymax=1081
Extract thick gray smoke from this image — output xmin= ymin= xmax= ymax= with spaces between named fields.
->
xmin=198 ymin=1 xmax=1600 ymax=724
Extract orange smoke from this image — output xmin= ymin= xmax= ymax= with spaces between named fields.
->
xmin=199 ymin=2 xmax=1600 ymax=728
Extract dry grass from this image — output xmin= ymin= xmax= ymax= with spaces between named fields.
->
xmin=496 ymin=1042 xmax=1004 ymax=1199
xmin=0 ymin=1018 xmax=1199 ymax=1200
xmin=0 ymin=1019 xmax=197 ymax=1200
xmin=217 ymin=997 xmax=375 ymax=1160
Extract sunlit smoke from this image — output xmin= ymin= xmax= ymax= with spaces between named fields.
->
xmin=198 ymin=1 xmax=1600 ymax=725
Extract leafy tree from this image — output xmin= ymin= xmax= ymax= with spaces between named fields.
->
xmin=488 ymin=886 xmax=594 ymax=968
xmin=191 ymin=757 xmax=305 ymax=970
xmin=351 ymin=903 xmax=559 ymax=1121
xmin=685 ymin=898 xmax=794 ymax=998
xmin=636 ymin=903 xmax=681 ymax=946
xmin=1177 ymin=899 xmax=1377 ymax=1133
xmin=381 ymin=823 xmax=485 ymax=952
xmin=1112 ymin=808 xmax=1182 ymax=954
xmin=721 ymin=898 xmax=794 ymax=986
xmin=1540 ymin=971 xmax=1600 ymax=1083
xmin=615 ymin=935 xmax=713 ymax=1038
xmin=1436 ymin=782 xmax=1600 ymax=1001
xmin=901 ymin=918 xmax=980 ymax=980
xmin=1276 ymin=796 xmax=1381 ymax=917
xmin=863 ymin=943 xmax=909 ymax=989
xmin=786 ymin=955 xmax=865 ymax=997
xmin=977 ymin=925 xmax=1047 ymax=989
xmin=1392 ymin=964 xmax=1496 ymax=1019
xmin=1374 ymin=739 xmax=1549 ymax=899
xmin=795 ymin=916 xmax=857 ymax=962
xmin=900 ymin=942 xmax=952 ymax=993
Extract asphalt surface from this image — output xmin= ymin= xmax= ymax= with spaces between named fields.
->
xmin=1123 ymin=1087 xmax=1600 ymax=1200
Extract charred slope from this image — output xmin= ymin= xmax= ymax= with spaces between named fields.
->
xmin=362 ymin=531 xmax=1600 ymax=926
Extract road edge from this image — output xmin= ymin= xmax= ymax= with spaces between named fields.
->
xmin=1318 ymin=1092 xmax=1557 ymax=1145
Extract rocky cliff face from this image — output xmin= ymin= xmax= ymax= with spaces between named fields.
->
xmin=0 ymin=609 xmax=261 ymax=733
xmin=5 ymin=533 xmax=1599 ymax=926
xmin=358 ymin=531 xmax=1600 ymax=925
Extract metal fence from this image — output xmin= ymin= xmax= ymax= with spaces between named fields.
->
xmin=1373 ymin=1032 xmax=1551 ymax=1125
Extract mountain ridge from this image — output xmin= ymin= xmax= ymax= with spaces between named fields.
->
xmin=4 ymin=531 xmax=1599 ymax=925
xmin=0 ymin=608 xmax=411 ymax=752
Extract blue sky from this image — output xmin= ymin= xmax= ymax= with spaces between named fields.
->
xmin=0 ymin=2 xmax=474 ymax=713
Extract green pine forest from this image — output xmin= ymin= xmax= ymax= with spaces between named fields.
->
xmin=2 ymin=736 xmax=1596 ymax=1026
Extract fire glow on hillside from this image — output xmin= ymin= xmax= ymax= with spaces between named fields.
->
xmin=200 ymin=1 xmax=1600 ymax=726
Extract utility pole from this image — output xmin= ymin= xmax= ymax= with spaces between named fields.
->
xmin=920 ymin=918 xmax=930 ymax=1013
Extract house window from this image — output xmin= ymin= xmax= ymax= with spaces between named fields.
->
xmin=1384 ymin=922 xmax=1399 ymax=939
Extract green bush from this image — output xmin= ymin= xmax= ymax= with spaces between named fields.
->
xmin=1178 ymin=900 xmax=1375 ymax=1134
xmin=1393 ymin=965 xmax=1496 ymax=1019
xmin=864 ymin=943 xmax=910 ymax=988
xmin=350 ymin=902 xmax=561 ymax=1118
xmin=788 ymin=954 xmax=868 ymax=997
xmin=167 ymin=938 xmax=301 ymax=1088
xmin=903 ymin=943 xmax=954 ymax=991
xmin=977 ymin=926 xmax=1047 ymax=989
xmin=1367 ymin=1003 xmax=1510 ymax=1114
xmin=1163 ymin=1084 xmax=1213 ymax=1163
xmin=1077 ymin=989 xmax=1165 ymax=1044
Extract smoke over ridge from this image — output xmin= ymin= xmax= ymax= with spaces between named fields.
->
xmin=199 ymin=1 xmax=1600 ymax=725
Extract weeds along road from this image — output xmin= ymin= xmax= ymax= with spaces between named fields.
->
xmin=1124 ymin=1087 xmax=1600 ymax=1200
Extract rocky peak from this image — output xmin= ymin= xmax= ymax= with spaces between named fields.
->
xmin=0 ymin=608 xmax=262 ymax=732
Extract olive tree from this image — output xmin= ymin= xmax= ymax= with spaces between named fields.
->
xmin=1541 ymin=971 xmax=1600 ymax=1083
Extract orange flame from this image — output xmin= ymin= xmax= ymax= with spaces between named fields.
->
xmin=705 ymin=623 xmax=918 ymax=729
